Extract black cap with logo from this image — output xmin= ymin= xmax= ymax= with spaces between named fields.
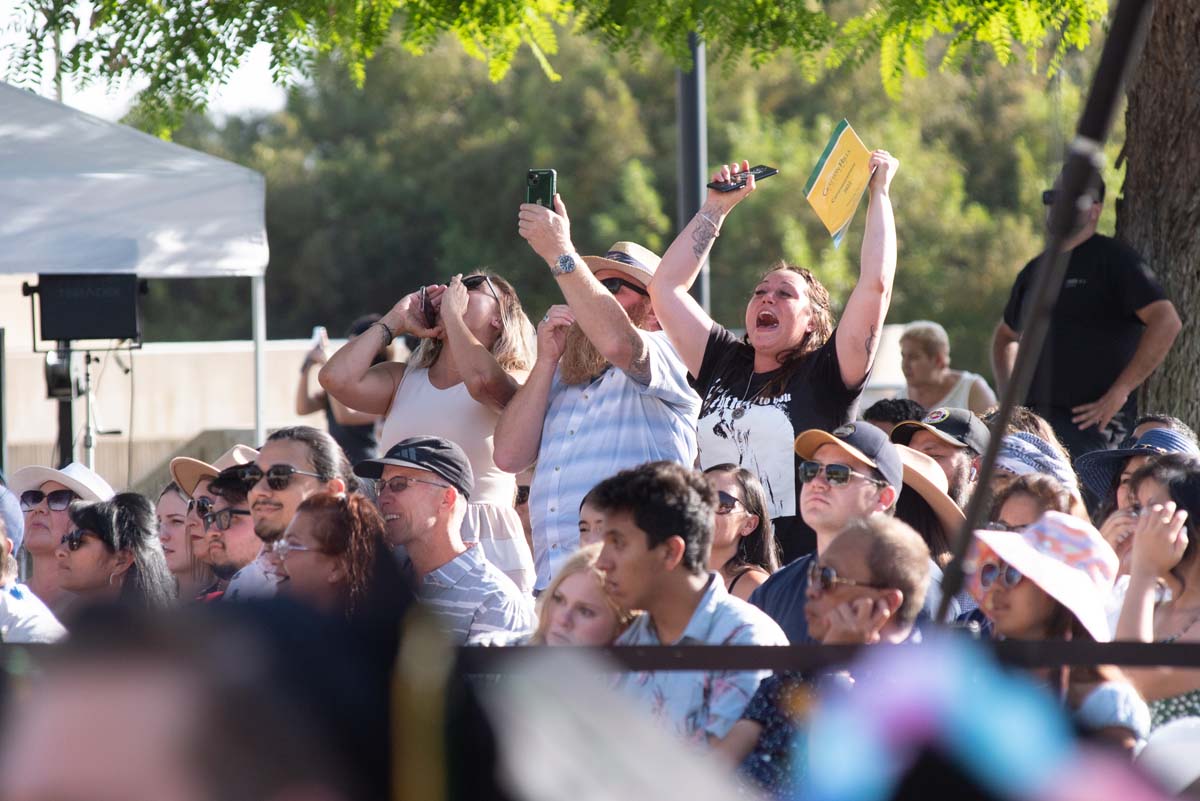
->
xmin=890 ymin=407 xmax=990 ymax=456
xmin=353 ymin=435 xmax=474 ymax=500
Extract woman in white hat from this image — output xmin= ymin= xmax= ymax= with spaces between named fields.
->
xmin=10 ymin=462 xmax=114 ymax=613
xmin=971 ymin=510 xmax=1149 ymax=752
xmin=647 ymin=153 xmax=899 ymax=562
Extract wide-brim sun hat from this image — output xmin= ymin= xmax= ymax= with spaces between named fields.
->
xmin=968 ymin=510 xmax=1118 ymax=642
xmin=582 ymin=241 xmax=660 ymax=287
xmin=170 ymin=444 xmax=259 ymax=498
xmin=1074 ymin=427 xmax=1200 ymax=501
xmin=894 ymin=444 xmax=965 ymax=537
xmin=9 ymin=461 xmax=115 ymax=503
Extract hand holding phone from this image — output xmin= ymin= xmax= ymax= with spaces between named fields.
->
xmin=419 ymin=286 xmax=437 ymax=329
xmin=707 ymin=164 xmax=779 ymax=192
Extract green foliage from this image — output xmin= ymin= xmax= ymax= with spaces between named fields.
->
xmin=4 ymin=1 xmax=1108 ymax=134
xmin=142 ymin=27 xmax=1121 ymax=380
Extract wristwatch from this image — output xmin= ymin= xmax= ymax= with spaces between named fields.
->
xmin=551 ymin=252 xmax=577 ymax=277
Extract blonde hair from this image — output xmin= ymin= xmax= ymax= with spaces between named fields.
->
xmin=900 ymin=320 xmax=951 ymax=361
xmin=530 ymin=543 xmax=634 ymax=645
xmin=409 ymin=271 xmax=535 ymax=372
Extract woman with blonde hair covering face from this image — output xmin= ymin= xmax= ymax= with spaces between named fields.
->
xmin=520 ymin=543 xmax=633 ymax=646
xmin=320 ymin=271 xmax=537 ymax=592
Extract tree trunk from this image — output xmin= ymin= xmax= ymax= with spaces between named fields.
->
xmin=1117 ymin=0 xmax=1200 ymax=430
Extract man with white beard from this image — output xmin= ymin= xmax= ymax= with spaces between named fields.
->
xmin=495 ymin=194 xmax=701 ymax=592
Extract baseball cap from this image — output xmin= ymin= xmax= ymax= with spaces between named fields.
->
xmin=795 ymin=423 xmax=904 ymax=493
xmin=353 ymin=436 xmax=474 ymax=501
xmin=891 ymin=407 xmax=989 ymax=455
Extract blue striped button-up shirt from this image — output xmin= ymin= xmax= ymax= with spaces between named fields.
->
xmin=416 ymin=544 xmax=535 ymax=645
xmin=528 ymin=330 xmax=700 ymax=589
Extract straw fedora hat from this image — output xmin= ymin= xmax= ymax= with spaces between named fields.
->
xmin=894 ymin=444 xmax=965 ymax=537
xmin=582 ymin=241 xmax=660 ymax=287
xmin=170 ymin=444 xmax=259 ymax=498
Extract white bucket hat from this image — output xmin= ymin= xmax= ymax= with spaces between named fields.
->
xmin=9 ymin=462 xmax=115 ymax=503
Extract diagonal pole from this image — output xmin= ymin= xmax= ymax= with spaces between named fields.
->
xmin=938 ymin=0 xmax=1157 ymax=622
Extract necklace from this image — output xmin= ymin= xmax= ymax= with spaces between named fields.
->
xmin=731 ymin=369 xmax=771 ymax=420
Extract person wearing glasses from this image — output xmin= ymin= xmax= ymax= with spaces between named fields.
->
xmin=991 ymin=174 xmax=1182 ymax=461
xmin=269 ymin=491 xmax=388 ymax=619
xmin=354 ymin=436 xmax=533 ymax=644
xmin=971 ymin=511 xmax=1148 ymax=752
xmin=10 ymin=462 xmax=114 ymax=614
xmin=54 ymin=492 xmax=176 ymax=612
xmin=748 ymin=423 xmax=902 ymax=644
xmin=156 ymin=482 xmax=215 ymax=602
xmin=646 ymin=155 xmax=898 ymax=564
xmin=169 ymin=444 xmax=259 ymax=588
xmin=702 ymin=464 xmax=781 ymax=601
xmin=321 ymin=273 xmax=537 ymax=594
xmin=193 ymin=466 xmax=266 ymax=602
xmin=718 ymin=515 xmax=930 ymax=796
xmin=498 ymin=197 xmax=701 ymax=595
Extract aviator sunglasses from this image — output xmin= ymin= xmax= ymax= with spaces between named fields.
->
xmin=238 ymin=464 xmax=324 ymax=491
xmin=20 ymin=488 xmax=77 ymax=512
xmin=716 ymin=490 xmax=743 ymax=515
xmin=187 ymin=496 xmax=214 ymax=518
xmin=798 ymin=461 xmax=886 ymax=488
xmin=807 ymin=561 xmax=883 ymax=594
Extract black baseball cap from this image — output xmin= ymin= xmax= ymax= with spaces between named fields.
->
xmin=891 ymin=407 xmax=989 ymax=456
xmin=353 ymin=435 xmax=474 ymax=500
xmin=795 ymin=422 xmax=904 ymax=493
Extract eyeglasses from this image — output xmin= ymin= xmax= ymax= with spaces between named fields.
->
xmin=462 ymin=274 xmax=500 ymax=303
xmin=20 ymin=488 xmax=77 ymax=512
xmin=985 ymin=520 xmax=1030 ymax=532
xmin=979 ymin=561 xmax=1024 ymax=590
xmin=599 ymin=276 xmax=649 ymax=297
xmin=807 ymin=561 xmax=882 ymax=594
xmin=716 ymin=490 xmax=743 ymax=515
xmin=268 ymin=539 xmax=320 ymax=560
xmin=376 ymin=475 xmax=450 ymax=495
xmin=515 ymin=485 xmax=530 ymax=506
xmin=798 ymin=461 xmax=886 ymax=488
xmin=202 ymin=508 xmax=251 ymax=532
xmin=239 ymin=464 xmax=325 ymax=491
xmin=187 ymin=496 xmax=215 ymax=518
xmin=59 ymin=530 xmax=96 ymax=552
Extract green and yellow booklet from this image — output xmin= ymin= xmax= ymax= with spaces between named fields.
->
xmin=804 ymin=119 xmax=872 ymax=247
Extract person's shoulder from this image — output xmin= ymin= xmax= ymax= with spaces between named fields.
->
xmin=615 ymin=612 xmax=654 ymax=645
xmin=716 ymin=594 xmax=790 ymax=645
xmin=757 ymin=554 xmax=812 ymax=593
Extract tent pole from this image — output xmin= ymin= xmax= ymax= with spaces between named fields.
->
xmin=252 ymin=275 xmax=266 ymax=447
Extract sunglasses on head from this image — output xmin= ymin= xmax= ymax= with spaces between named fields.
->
xmin=716 ymin=490 xmax=743 ymax=515
xmin=20 ymin=488 xmax=77 ymax=512
xmin=187 ymin=496 xmax=215 ymax=518
xmin=239 ymin=464 xmax=324 ymax=491
xmin=203 ymin=507 xmax=251 ymax=532
xmin=979 ymin=561 xmax=1023 ymax=590
xmin=59 ymin=530 xmax=95 ymax=552
xmin=375 ymin=475 xmax=450 ymax=496
xmin=599 ymin=276 xmax=649 ymax=297
xmin=807 ymin=561 xmax=881 ymax=594
xmin=798 ymin=460 xmax=885 ymax=488
xmin=462 ymin=274 xmax=500 ymax=303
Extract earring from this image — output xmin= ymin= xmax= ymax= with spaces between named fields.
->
xmin=107 ymin=571 xmax=118 ymax=587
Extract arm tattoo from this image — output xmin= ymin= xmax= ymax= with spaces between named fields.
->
xmin=863 ymin=323 xmax=878 ymax=367
xmin=691 ymin=221 xmax=717 ymax=260
xmin=626 ymin=333 xmax=653 ymax=385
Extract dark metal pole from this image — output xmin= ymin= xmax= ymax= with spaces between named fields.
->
xmin=56 ymin=341 xmax=74 ymax=468
xmin=938 ymin=0 xmax=1157 ymax=622
xmin=0 ymin=327 xmax=6 ymax=478
xmin=676 ymin=32 xmax=709 ymax=313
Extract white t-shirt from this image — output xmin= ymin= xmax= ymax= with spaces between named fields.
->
xmin=1 ymin=582 xmax=67 ymax=643
xmin=223 ymin=553 xmax=279 ymax=602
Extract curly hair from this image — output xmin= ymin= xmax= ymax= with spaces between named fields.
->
xmin=293 ymin=492 xmax=385 ymax=617
xmin=408 ymin=271 xmax=535 ymax=373
xmin=990 ymin=473 xmax=1084 ymax=522
xmin=69 ymin=492 xmax=177 ymax=609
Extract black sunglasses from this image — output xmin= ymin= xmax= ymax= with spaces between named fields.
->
xmin=20 ymin=488 xmax=77 ymax=512
xmin=238 ymin=464 xmax=324 ymax=491
xmin=59 ymin=529 xmax=96 ymax=552
xmin=462 ymin=274 xmax=500 ymax=303
xmin=798 ymin=460 xmax=885 ymax=488
xmin=599 ymin=276 xmax=649 ymax=297
xmin=203 ymin=507 xmax=251 ymax=532
xmin=979 ymin=561 xmax=1023 ymax=590
xmin=187 ymin=496 xmax=215 ymax=518
xmin=807 ymin=561 xmax=882 ymax=594
xmin=375 ymin=475 xmax=449 ymax=495
xmin=716 ymin=490 xmax=743 ymax=515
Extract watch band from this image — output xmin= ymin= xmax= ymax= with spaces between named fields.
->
xmin=551 ymin=252 xmax=578 ymax=276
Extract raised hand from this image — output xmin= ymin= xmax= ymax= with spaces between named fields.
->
xmin=536 ymin=304 xmax=575 ymax=365
xmin=1129 ymin=501 xmax=1189 ymax=579
xmin=867 ymin=149 xmax=899 ymax=196
xmin=440 ymin=275 xmax=469 ymax=321
xmin=386 ymin=285 xmax=445 ymax=339
xmin=518 ymin=194 xmax=575 ymax=267
xmin=704 ymin=160 xmax=756 ymax=216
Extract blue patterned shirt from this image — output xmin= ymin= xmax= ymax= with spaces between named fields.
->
xmin=614 ymin=573 xmax=789 ymax=744
xmin=416 ymin=544 xmax=535 ymax=645
xmin=529 ymin=330 xmax=700 ymax=590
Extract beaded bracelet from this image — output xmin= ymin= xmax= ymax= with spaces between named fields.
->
xmin=372 ymin=320 xmax=396 ymax=346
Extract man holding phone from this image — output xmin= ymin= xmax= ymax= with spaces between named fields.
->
xmin=494 ymin=191 xmax=701 ymax=592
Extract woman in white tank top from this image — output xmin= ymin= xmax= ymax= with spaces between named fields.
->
xmin=318 ymin=272 xmax=538 ymax=592
xmin=898 ymin=320 xmax=997 ymax=415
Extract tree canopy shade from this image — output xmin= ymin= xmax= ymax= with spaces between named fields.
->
xmin=4 ymin=1 xmax=1108 ymax=131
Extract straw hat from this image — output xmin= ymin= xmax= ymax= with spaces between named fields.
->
xmin=582 ymin=242 xmax=660 ymax=287
xmin=894 ymin=444 xmax=965 ymax=536
xmin=969 ymin=510 xmax=1118 ymax=642
xmin=9 ymin=462 xmax=115 ymax=502
xmin=170 ymin=444 xmax=259 ymax=498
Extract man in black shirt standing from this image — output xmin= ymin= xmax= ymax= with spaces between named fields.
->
xmin=991 ymin=176 xmax=1181 ymax=460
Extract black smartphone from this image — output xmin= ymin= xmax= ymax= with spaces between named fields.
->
xmin=526 ymin=169 xmax=557 ymax=208
xmin=419 ymin=286 xmax=436 ymax=328
xmin=707 ymin=164 xmax=779 ymax=192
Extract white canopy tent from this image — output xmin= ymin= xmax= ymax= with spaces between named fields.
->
xmin=0 ymin=81 xmax=270 ymax=446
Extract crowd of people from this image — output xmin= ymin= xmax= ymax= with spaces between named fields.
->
xmin=0 ymin=158 xmax=1196 ymax=800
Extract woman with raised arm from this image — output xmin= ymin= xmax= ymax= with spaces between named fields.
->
xmin=319 ymin=272 xmax=538 ymax=592
xmin=648 ymin=154 xmax=899 ymax=562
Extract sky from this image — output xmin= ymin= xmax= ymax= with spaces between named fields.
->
xmin=0 ymin=0 xmax=287 ymax=122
